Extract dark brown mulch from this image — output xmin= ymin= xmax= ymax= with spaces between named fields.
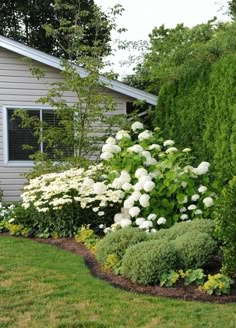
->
xmin=33 ymin=237 xmax=236 ymax=304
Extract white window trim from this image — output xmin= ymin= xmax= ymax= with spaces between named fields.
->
xmin=3 ymin=105 xmax=53 ymax=167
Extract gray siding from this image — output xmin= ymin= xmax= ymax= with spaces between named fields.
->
xmin=0 ymin=47 xmax=132 ymax=202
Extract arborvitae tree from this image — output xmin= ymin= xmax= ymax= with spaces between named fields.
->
xmin=0 ymin=0 xmax=110 ymax=58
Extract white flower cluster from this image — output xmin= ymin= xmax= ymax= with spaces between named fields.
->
xmin=22 ymin=164 xmax=124 ymax=214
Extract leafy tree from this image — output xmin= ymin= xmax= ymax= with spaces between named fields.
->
xmin=228 ymin=0 xmax=236 ymax=19
xmin=13 ymin=2 xmax=126 ymax=179
xmin=0 ymin=0 xmax=110 ymax=58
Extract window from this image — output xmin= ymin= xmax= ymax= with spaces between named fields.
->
xmin=4 ymin=107 xmax=61 ymax=165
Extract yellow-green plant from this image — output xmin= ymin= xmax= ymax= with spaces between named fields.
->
xmin=74 ymin=225 xmax=99 ymax=252
xmin=199 ymin=273 xmax=234 ymax=295
xmin=160 ymin=271 xmax=180 ymax=287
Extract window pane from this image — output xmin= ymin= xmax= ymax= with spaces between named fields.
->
xmin=42 ymin=110 xmax=74 ymax=159
xmin=8 ymin=109 xmax=40 ymax=160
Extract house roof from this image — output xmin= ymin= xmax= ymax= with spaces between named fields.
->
xmin=0 ymin=35 xmax=157 ymax=106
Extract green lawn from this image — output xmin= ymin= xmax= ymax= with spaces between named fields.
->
xmin=0 ymin=236 xmax=235 ymax=328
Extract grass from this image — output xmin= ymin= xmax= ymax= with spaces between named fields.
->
xmin=0 ymin=236 xmax=235 ymax=328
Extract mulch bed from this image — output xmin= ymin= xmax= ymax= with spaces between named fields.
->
xmin=32 ymin=237 xmax=236 ymax=304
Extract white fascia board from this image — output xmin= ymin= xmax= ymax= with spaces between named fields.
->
xmin=0 ymin=35 xmax=158 ymax=106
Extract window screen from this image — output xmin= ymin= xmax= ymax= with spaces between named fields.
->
xmin=7 ymin=109 xmax=40 ymax=160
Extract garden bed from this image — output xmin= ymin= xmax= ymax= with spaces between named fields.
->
xmin=34 ymin=236 xmax=236 ymax=304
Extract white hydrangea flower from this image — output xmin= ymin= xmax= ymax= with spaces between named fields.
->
xmin=143 ymin=180 xmax=155 ymax=192
xmin=102 ymin=143 xmax=115 ymax=153
xmin=180 ymin=207 xmax=187 ymax=212
xmin=139 ymin=194 xmax=150 ymax=208
xmin=121 ymin=183 xmax=133 ymax=191
xmin=166 ymin=147 xmax=178 ymax=154
xmin=93 ymin=182 xmax=107 ymax=195
xmin=138 ymin=130 xmax=153 ymax=141
xmin=182 ymin=148 xmax=191 ymax=153
xmin=130 ymin=191 xmax=142 ymax=201
xmin=198 ymin=185 xmax=207 ymax=193
xmin=135 ymin=168 xmax=148 ymax=179
xmin=127 ymin=144 xmax=144 ymax=153
xmin=192 ymin=162 xmax=210 ymax=175
xmin=191 ymin=194 xmax=200 ymax=202
xmin=147 ymin=213 xmax=157 ymax=220
xmin=120 ymin=171 xmax=131 ymax=183
xmin=98 ymin=211 xmax=104 ymax=216
xmin=180 ymin=214 xmax=188 ymax=220
xmin=136 ymin=217 xmax=145 ymax=226
xmin=188 ymin=204 xmax=197 ymax=210
xmin=131 ymin=121 xmax=144 ymax=131
xmin=134 ymin=182 xmax=144 ymax=191
xmin=139 ymin=175 xmax=152 ymax=185
xmin=140 ymin=220 xmax=153 ymax=229
xmin=144 ymin=157 xmax=158 ymax=166
xmin=119 ymin=218 xmax=132 ymax=228
xmin=116 ymin=130 xmax=131 ymax=140
xmin=149 ymin=144 xmax=161 ymax=151
xmin=141 ymin=151 xmax=151 ymax=158
xmin=163 ymin=140 xmax=175 ymax=147
xmin=181 ymin=182 xmax=188 ymax=188
xmin=100 ymin=151 xmax=113 ymax=161
xmin=157 ymin=217 xmax=167 ymax=225
xmin=195 ymin=209 xmax=203 ymax=215
xmin=8 ymin=218 xmax=15 ymax=223
xmin=124 ymin=198 xmax=135 ymax=209
xmin=82 ymin=178 xmax=94 ymax=187
xmin=203 ymin=197 xmax=214 ymax=207
xmin=105 ymin=136 xmax=116 ymax=145
xmin=114 ymin=213 xmax=124 ymax=223
xmin=151 ymin=228 xmax=157 ymax=233
xmin=129 ymin=206 xmax=141 ymax=217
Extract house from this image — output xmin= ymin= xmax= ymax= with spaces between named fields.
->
xmin=0 ymin=35 xmax=157 ymax=202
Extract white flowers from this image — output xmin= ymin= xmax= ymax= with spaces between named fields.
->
xmin=166 ymin=147 xmax=178 ymax=154
xmin=198 ymin=185 xmax=207 ymax=193
xmin=157 ymin=217 xmax=167 ymax=225
xmin=93 ymin=182 xmax=107 ymax=195
xmin=192 ymin=162 xmax=210 ymax=175
xmin=116 ymin=130 xmax=131 ymax=140
xmin=143 ymin=180 xmax=155 ymax=192
xmin=138 ymin=130 xmax=153 ymax=141
xmin=180 ymin=214 xmax=188 ymax=220
xmin=131 ymin=121 xmax=144 ymax=131
xmin=139 ymin=194 xmax=150 ymax=208
xmin=203 ymin=197 xmax=214 ymax=208
xmin=135 ymin=168 xmax=148 ymax=179
xmin=163 ymin=140 xmax=175 ymax=147
xmin=191 ymin=194 xmax=200 ymax=202
xmin=100 ymin=152 xmax=113 ymax=161
xmin=129 ymin=206 xmax=141 ymax=217
xmin=188 ymin=204 xmax=197 ymax=211
xmin=128 ymin=144 xmax=144 ymax=153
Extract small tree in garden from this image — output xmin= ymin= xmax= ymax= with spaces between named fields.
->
xmin=13 ymin=1 xmax=126 ymax=178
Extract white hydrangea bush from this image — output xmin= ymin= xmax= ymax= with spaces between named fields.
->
xmin=98 ymin=122 xmax=216 ymax=232
xmin=21 ymin=121 xmax=216 ymax=235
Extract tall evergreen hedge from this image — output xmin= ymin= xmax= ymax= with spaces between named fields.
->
xmin=155 ymin=53 xmax=236 ymax=184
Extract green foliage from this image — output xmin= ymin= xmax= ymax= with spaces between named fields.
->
xmin=150 ymin=219 xmax=216 ymax=241
xmin=199 ymin=273 xmax=234 ymax=295
xmin=95 ymin=227 xmax=149 ymax=268
xmin=160 ymin=268 xmax=205 ymax=287
xmin=0 ymin=0 xmax=110 ymax=58
xmin=74 ymin=225 xmax=99 ymax=253
xmin=121 ymin=239 xmax=177 ymax=285
xmin=160 ymin=270 xmax=180 ymax=287
xmin=152 ymin=23 xmax=236 ymax=184
xmin=216 ymin=176 xmax=236 ymax=275
xmin=175 ymin=232 xmax=218 ymax=269
xmin=183 ymin=269 xmax=206 ymax=286
xmin=13 ymin=2 xmax=126 ymax=176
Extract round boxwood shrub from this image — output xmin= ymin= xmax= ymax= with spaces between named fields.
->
xmin=95 ymin=227 xmax=149 ymax=266
xmin=121 ymin=239 xmax=178 ymax=285
xmin=150 ymin=219 xmax=215 ymax=242
xmin=175 ymin=231 xmax=218 ymax=269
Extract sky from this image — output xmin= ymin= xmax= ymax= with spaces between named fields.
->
xmin=95 ymin=0 xmax=230 ymax=76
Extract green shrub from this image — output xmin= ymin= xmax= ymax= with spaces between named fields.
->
xmin=150 ymin=219 xmax=215 ymax=241
xmin=95 ymin=227 xmax=148 ymax=267
xmin=216 ymin=176 xmax=236 ymax=275
xmin=175 ymin=231 xmax=218 ymax=269
xmin=121 ymin=239 xmax=178 ymax=285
